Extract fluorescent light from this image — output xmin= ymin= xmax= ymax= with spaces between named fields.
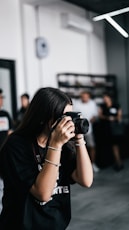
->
xmin=105 ymin=15 xmax=129 ymax=38
xmin=93 ymin=7 xmax=129 ymax=21
xmin=92 ymin=7 xmax=129 ymax=38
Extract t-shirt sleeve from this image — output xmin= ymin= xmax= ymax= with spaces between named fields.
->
xmin=4 ymin=134 xmax=38 ymax=191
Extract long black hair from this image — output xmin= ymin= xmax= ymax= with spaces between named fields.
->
xmin=15 ymin=87 xmax=72 ymax=139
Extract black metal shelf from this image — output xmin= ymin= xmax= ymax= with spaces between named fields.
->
xmin=57 ymin=73 xmax=117 ymax=103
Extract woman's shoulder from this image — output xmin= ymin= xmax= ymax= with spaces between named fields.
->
xmin=6 ymin=132 xmax=32 ymax=150
xmin=8 ymin=132 xmax=28 ymax=142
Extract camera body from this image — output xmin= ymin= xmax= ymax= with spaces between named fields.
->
xmin=64 ymin=111 xmax=89 ymax=134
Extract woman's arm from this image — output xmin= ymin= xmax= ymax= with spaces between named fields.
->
xmin=71 ymin=135 xmax=93 ymax=187
xmin=30 ymin=144 xmax=62 ymax=202
xmin=30 ymin=116 xmax=75 ymax=202
xmin=116 ymin=108 xmax=122 ymax=121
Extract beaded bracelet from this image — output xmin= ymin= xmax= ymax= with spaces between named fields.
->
xmin=47 ymin=146 xmax=62 ymax=151
xmin=45 ymin=159 xmax=61 ymax=167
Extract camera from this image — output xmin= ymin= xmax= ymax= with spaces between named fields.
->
xmin=64 ymin=111 xmax=89 ymax=134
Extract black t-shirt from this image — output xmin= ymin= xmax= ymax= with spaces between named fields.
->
xmin=100 ymin=103 xmax=120 ymax=118
xmin=0 ymin=133 xmax=76 ymax=230
xmin=99 ymin=103 xmax=123 ymax=142
xmin=0 ymin=110 xmax=13 ymax=146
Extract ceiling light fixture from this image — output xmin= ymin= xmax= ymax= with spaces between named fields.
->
xmin=105 ymin=15 xmax=129 ymax=38
xmin=93 ymin=7 xmax=129 ymax=21
xmin=93 ymin=7 xmax=129 ymax=38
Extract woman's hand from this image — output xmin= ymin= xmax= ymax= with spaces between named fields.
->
xmin=50 ymin=116 xmax=75 ymax=147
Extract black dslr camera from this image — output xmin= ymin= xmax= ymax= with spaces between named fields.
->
xmin=64 ymin=111 xmax=89 ymax=134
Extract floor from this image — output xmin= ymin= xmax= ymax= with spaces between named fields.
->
xmin=67 ymin=158 xmax=129 ymax=230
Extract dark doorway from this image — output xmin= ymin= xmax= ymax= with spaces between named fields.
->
xmin=0 ymin=59 xmax=17 ymax=119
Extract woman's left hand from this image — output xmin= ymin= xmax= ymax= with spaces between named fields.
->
xmin=50 ymin=116 xmax=75 ymax=147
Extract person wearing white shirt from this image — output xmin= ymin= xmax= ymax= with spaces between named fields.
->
xmin=73 ymin=91 xmax=100 ymax=172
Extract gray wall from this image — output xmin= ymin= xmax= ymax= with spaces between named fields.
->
xmin=105 ymin=14 xmax=129 ymax=121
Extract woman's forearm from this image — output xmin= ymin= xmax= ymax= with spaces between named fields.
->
xmin=30 ymin=142 xmax=62 ymax=202
xmin=72 ymin=138 xmax=93 ymax=187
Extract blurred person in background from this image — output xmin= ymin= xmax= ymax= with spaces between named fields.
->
xmin=73 ymin=91 xmax=100 ymax=173
xmin=14 ymin=93 xmax=30 ymax=128
xmin=0 ymin=87 xmax=93 ymax=229
xmin=0 ymin=88 xmax=13 ymax=215
xmin=98 ymin=92 xmax=124 ymax=171
xmin=0 ymin=88 xmax=13 ymax=147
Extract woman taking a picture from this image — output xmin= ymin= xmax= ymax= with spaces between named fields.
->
xmin=0 ymin=87 xmax=93 ymax=230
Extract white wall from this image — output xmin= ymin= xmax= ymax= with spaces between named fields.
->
xmin=0 ymin=0 xmax=25 ymax=97
xmin=89 ymin=12 xmax=107 ymax=74
xmin=23 ymin=1 xmax=107 ymax=93
xmin=0 ymin=0 xmax=107 ymax=105
xmin=39 ymin=2 xmax=90 ymax=87
xmin=22 ymin=4 xmax=40 ymax=95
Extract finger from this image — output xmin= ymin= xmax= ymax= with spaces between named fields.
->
xmin=67 ymin=125 xmax=75 ymax=133
xmin=62 ymin=130 xmax=75 ymax=142
xmin=58 ymin=116 xmax=72 ymax=127
xmin=51 ymin=116 xmax=63 ymax=128
xmin=64 ymin=120 xmax=75 ymax=130
xmin=67 ymin=131 xmax=75 ymax=140
xmin=61 ymin=124 xmax=75 ymax=136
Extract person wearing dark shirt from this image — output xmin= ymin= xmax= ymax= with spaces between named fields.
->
xmin=99 ymin=92 xmax=124 ymax=171
xmin=15 ymin=93 xmax=30 ymax=128
xmin=0 ymin=87 xmax=93 ymax=230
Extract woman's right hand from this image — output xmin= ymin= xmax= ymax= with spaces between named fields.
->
xmin=49 ymin=116 xmax=75 ymax=147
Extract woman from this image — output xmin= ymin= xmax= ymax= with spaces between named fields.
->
xmin=99 ymin=92 xmax=124 ymax=171
xmin=0 ymin=87 xmax=93 ymax=230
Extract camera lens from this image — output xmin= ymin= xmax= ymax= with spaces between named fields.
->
xmin=75 ymin=118 xmax=89 ymax=134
